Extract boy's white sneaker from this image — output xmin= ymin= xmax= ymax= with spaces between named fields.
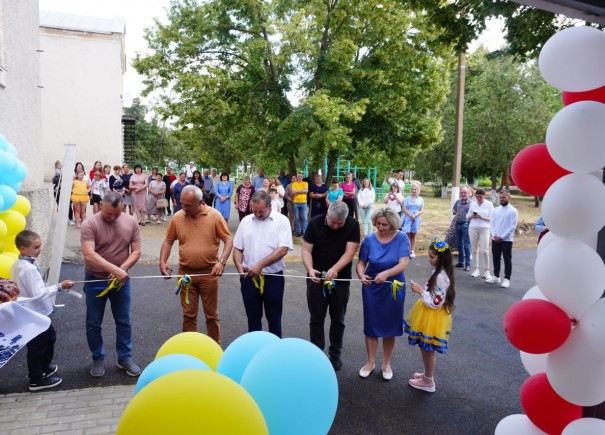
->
xmin=501 ymin=278 xmax=510 ymax=288
xmin=470 ymin=269 xmax=480 ymax=278
xmin=483 ymin=272 xmax=492 ymax=280
xmin=486 ymin=276 xmax=500 ymax=284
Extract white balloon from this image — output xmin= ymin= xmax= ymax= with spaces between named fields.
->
xmin=520 ymin=350 xmax=548 ymax=376
xmin=522 ymin=285 xmax=547 ymax=301
xmin=577 ymin=298 xmax=605 ymax=359
xmin=546 ymin=101 xmax=605 ymax=173
xmin=539 ymin=26 xmax=605 ymax=92
xmin=538 ymin=232 xmax=598 ymax=256
xmin=542 ymin=174 xmax=605 ymax=240
xmin=535 ymin=240 xmax=605 ymax=319
xmin=495 ymin=414 xmax=546 ymax=435
xmin=563 ymin=418 xmax=605 ymax=434
xmin=547 ymin=328 xmax=605 ymax=406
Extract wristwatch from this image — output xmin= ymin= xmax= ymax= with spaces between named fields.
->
xmin=219 ymin=258 xmax=227 ymax=265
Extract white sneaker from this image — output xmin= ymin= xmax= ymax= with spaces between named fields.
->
xmin=483 ymin=272 xmax=492 ymax=280
xmin=500 ymin=278 xmax=510 ymax=288
xmin=162 ymin=216 xmax=167 ymax=222
xmin=470 ymin=269 xmax=480 ymax=278
xmin=486 ymin=276 xmax=500 ymax=284
xmin=410 ymin=251 xmax=416 ymax=258
xmin=68 ymin=220 xmax=75 ymax=226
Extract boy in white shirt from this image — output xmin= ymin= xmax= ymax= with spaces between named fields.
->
xmin=10 ymin=230 xmax=74 ymax=391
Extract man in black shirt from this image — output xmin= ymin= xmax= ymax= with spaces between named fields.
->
xmin=302 ymin=201 xmax=360 ymax=371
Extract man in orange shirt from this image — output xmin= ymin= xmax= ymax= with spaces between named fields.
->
xmin=159 ymin=186 xmax=233 ymax=344
xmin=291 ymin=172 xmax=309 ymax=236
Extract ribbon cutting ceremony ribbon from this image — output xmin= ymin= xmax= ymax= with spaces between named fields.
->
xmin=391 ymin=280 xmax=405 ymax=300
xmin=323 ymin=279 xmax=336 ymax=297
xmin=252 ymin=274 xmax=265 ymax=295
xmin=96 ymin=278 xmax=124 ymax=298
xmin=174 ymin=275 xmax=192 ymax=304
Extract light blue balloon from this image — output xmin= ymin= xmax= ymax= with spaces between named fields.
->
xmin=240 ymin=338 xmax=338 ymax=435
xmin=0 ymin=185 xmax=17 ymax=211
xmin=8 ymin=181 xmax=21 ymax=194
xmin=0 ymin=134 xmax=7 ymax=151
xmin=0 ymin=150 xmax=15 ymax=175
xmin=4 ymin=142 xmax=17 ymax=157
xmin=217 ymin=331 xmax=280 ymax=383
xmin=11 ymin=159 xmax=27 ymax=183
xmin=134 ymin=353 xmax=211 ymax=394
xmin=0 ymin=195 xmax=4 ymax=212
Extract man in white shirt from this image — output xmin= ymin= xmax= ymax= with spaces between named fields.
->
xmin=185 ymin=162 xmax=196 ymax=183
xmin=385 ymin=169 xmax=405 ymax=193
xmin=233 ymin=190 xmax=293 ymax=337
xmin=487 ymin=190 xmax=518 ymax=288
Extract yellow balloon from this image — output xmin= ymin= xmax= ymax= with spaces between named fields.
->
xmin=0 ymin=219 xmax=7 ymax=239
xmin=0 ymin=210 xmax=26 ymax=235
xmin=156 ymin=332 xmax=223 ymax=370
xmin=10 ymin=195 xmax=31 ymax=216
xmin=4 ymin=252 xmax=17 ymax=260
xmin=0 ymin=253 xmax=16 ymax=278
xmin=117 ymin=370 xmax=268 ymax=435
xmin=4 ymin=238 xmax=19 ymax=255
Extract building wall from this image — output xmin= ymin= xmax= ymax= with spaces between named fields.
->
xmin=0 ymin=0 xmax=52 ymax=267
xmin=0 ymin=0 xmax=44 ymax=189
xmin=40 ymin=27 xmax=124 ymax=179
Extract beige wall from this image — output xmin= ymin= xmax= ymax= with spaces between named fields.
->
xmin=40 ymin=27 xmax=124 ymax=179
xmin=0 ymin=0 xmax=44 ymax=190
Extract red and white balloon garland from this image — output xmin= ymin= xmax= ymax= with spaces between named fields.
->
xmin=498 ymin=27 xmax=605 ymax=435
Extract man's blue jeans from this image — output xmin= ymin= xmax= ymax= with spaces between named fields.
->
xmin=84 ymin=274 xmax=132 ymax=362
xmin=294 ymin=202 xmax=308 ymax=235
xmin=455 ymin=222 xmax=471 ymax=267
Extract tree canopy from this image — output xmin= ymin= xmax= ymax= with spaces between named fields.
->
xmin=133 ymin=0 xmax=453 ymax=179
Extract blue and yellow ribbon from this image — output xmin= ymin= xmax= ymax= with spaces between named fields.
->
xmin=323 ymin=279 xmax=336 ymax=297
xmin=252 ymin=274 xmax=265 ymax=295
xmin=391 ymin=280 xmax=405 ymax=300
xmin=96 ymin=278 xmax=124 ymax=298
xmin=175 ymin=275 xmax=192 ymax=304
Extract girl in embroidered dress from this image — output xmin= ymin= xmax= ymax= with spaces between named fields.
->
xmin=405 ymin=238 xmax=456 ymax=393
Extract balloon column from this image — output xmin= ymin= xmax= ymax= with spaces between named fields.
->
xmin=118 ymin=331 xmax=339 ymax=434
xmin=502 ymin=26 xmax=605 ymax=434
xmin=0 ymin=134 xmax=30 ymax=278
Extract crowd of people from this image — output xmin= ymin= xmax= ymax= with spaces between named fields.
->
xmin=18 ymin=160 xmax=524 ymax=395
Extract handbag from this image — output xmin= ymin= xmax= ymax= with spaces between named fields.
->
xmin=156 ymin=197 xmax=168 ymax=208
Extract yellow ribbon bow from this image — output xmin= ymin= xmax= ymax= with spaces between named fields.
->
xmin=252 ymin=274 xmax=265 ymax=295
xmin=96 ymin=278 xmax=124 ymax=298
xmin=391 ymin=280 xmax=405 ymax=300
xmin=175 ymin=275 xmax=192 ymax=304
xmin=323 ymin=279 xmax=336 ymax=297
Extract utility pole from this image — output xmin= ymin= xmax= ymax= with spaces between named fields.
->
xmin=451 ymin=53 xmax=466 ymax=208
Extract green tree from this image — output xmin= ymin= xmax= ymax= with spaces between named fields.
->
xmin=123 ymin=98 xmax=190 ymax=168
xmin=134 ymin=0 xmax=452 ymax=179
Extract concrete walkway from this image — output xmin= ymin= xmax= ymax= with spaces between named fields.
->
xmin=0 ymin=385 xmax=132 ymax=434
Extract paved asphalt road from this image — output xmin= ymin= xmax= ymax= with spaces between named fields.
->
xmin=0 ymin=250 xmax=538 ymax=434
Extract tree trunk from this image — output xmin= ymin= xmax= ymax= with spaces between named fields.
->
xmin=534 ymin=196 xmax=540 ymax=207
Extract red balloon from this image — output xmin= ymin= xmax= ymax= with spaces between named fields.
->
xmin=503 ymin=299 xmax=571 ymax=354
xmin=562 ymin=85 xmax=605 ymax=106
xmin=511 ymin=144 xmax=571 ymax=196
xmin=520 ymin=373 xmax=582 ymax=434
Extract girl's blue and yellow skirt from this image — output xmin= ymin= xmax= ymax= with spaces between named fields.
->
xmin=403 ymin=299 xmax=452 ymax=354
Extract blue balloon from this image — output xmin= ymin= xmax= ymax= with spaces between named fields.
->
xmin=134 ymin=353 xmax=211 ymax=394
xmin=217 ymin=331 xmax=280 ymax=383
xmin=0 ymin=150 xmax=15 ymax=175
xmin=8 ymin=182 xmax=21 ymax=194
xmin=4 ymin=142 xmax=17 ymax=157
xmin=0 ymin=134 xmax=7 ymax=151
xmin=11 ymin=159 xmax=27 ymax=183
xmin=0 ymin=195 xmax=4 ymax=212
xmin=241 ymin=338 xmax=338 ymax=435
xmin=0 ymin=185 xmax=17 ymax=211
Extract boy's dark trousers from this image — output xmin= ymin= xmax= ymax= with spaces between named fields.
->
xmin=27 ymin=323 xmax=56 ymax=383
